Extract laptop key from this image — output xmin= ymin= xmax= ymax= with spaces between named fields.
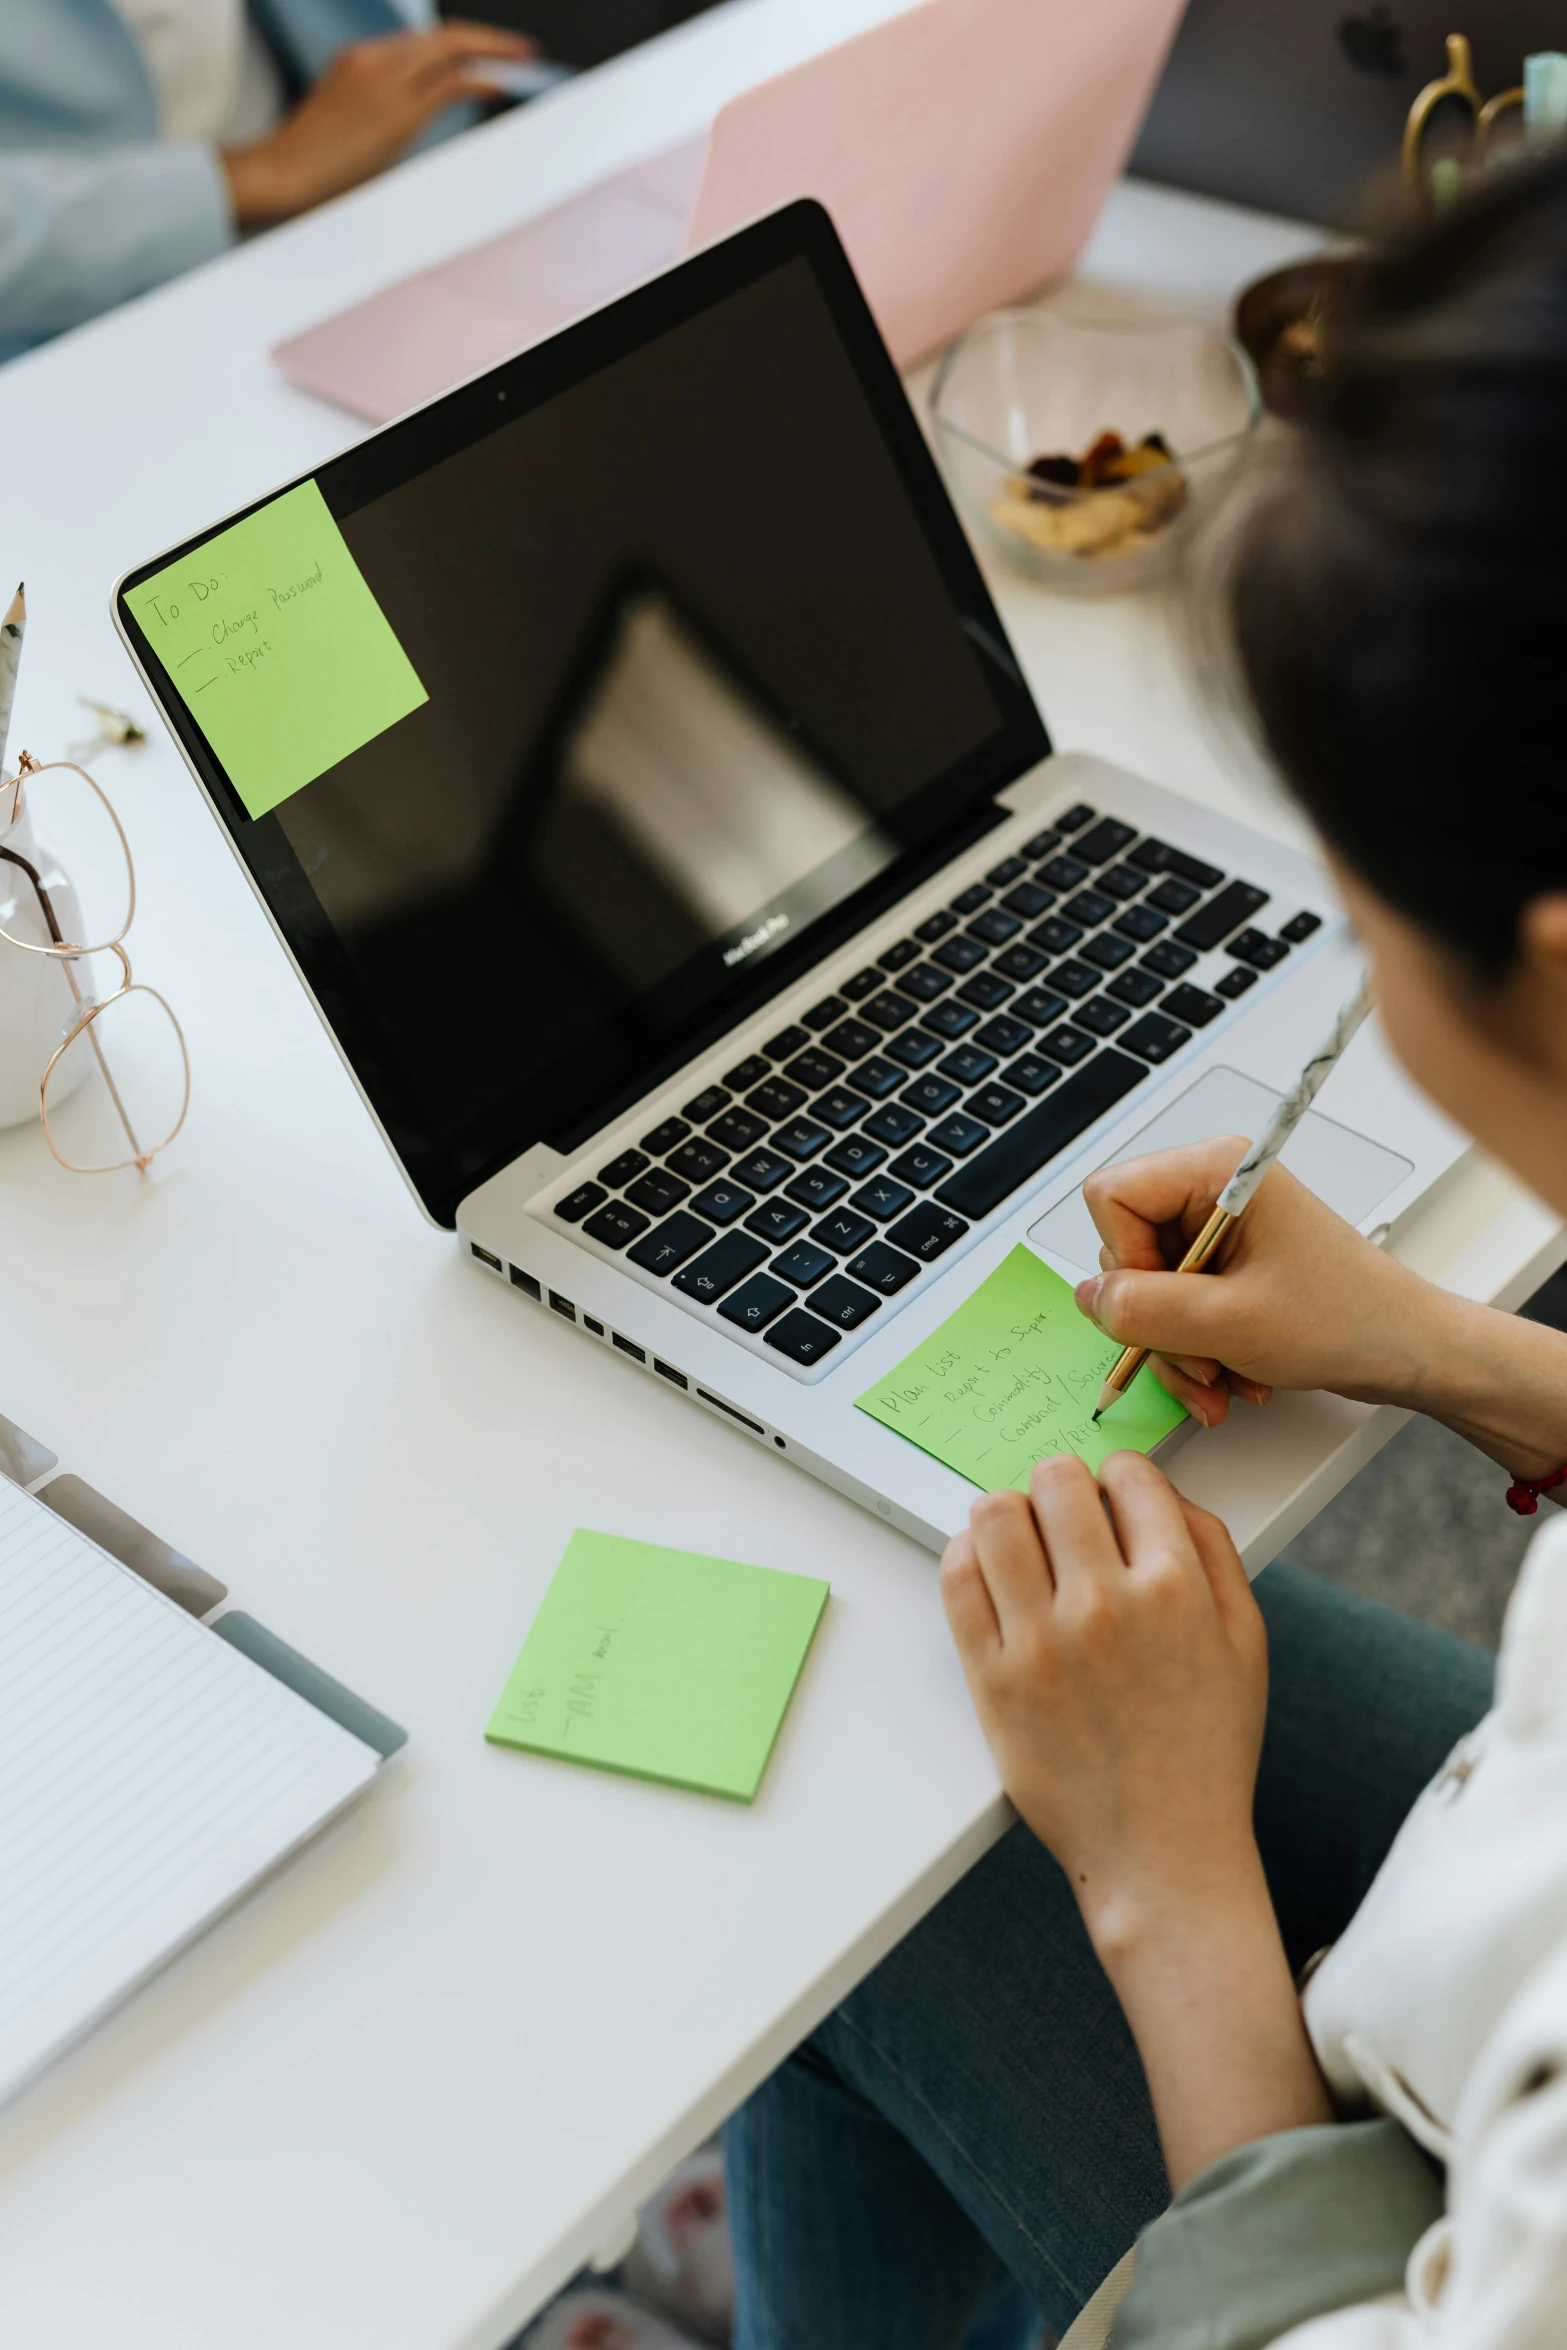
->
xmin=864 ymin=990 xmax=917 ymax=1032
xmin=747 ymin=1077 xmax=807 ymax=1122
xmin=1014 ymin=986 xmax=1069 ymax=1028
xmin=975 ymin=1014 xmax=1032 ymax=1058
xmin=921 ymin=1000 xmax=979 ymax=1040
xmin=1022 ymin=827 xmax=1063 ymax=859
xmin=813 ymin=1208 xmax=877 ymax=1256
xmin=772 ymin=1240 xmax=835 ymax=1288
xmin=1114 ymin=902 xmax=1167 ymax=942
xmin=1228 ymin=928 xmax=1289 ymax=970
xmin=1280 ymin=910 xmax=1322 ymax=943
xmin=1000 ymin=880 xmax=1054 ymax=920
xmin=731 ymin=1148 xmax=792 ymax=1193
xmin=879 ymin=939 xmax=921 ymax=972
xmin=689 ymin=1180 xmax=756 ymax=1227
xmin=1142 ymin=940 xmax=1196 ymax=980
xmin=889 ymin=1144 xmax=953 ymax=1189
xmin=1049 ymin=960 xmax=1099 ymax=999
xmin=1062 ymin=891 xmax=1115 ymax=928
xmin=895 ymin=962 xmax=952 ymax=1002
xmin=852 ymin=1175 xmax=916 ymax=1221
xmin=1040 ymin=1023 xmax=1095 ymax=1067
xmin=786 ymin=1164 xmax=849 ymax=1210
xmin=723 ymin=1054 xmax=770 ymax=1091
xmin=764 ymin=1309 xmax=842 ymax=1366
xmin=1083 ymin=933 xmax=1135 ymax=971
xmin=764 ymin=1024 xmax=811 ymax=1060
xmin=1166 ymin=847 xmax=1225 ymax=888
xmin=986 ymin=855 xmax=1027 ymax=887
xmin=969 ymin=1082 xmax=1027 ymax=1125
xmin=916 ymin=908 xmax=958 ymax=943
xmin=934 ymin=1050 xmax=1146 ymax=1220
xmin=628 ymin=1211 xmax=715 ymax=1275
xmin=933 ymin=934 xmax=988 ymax=974
xmin=599 ymin=1148 xmax=650 ymax=1187
xmin=674 ymin=1232 xmax=770 ymax=1301
xmin=842 ymin=968 xmax=882 ymax=1001
xmin=1055 ymin=803 xmax=1095 ymax=832
xmin=903 ymin=1073 xmax=961 ymax=1117
xmin=774 ymin=1117 xmax=832 ymax=1161
xmin=708 ymin=1107 xmax=767 ymax=1153
xmin=640 ymin=1117 xmax=690 ymax=1155
xmin=993 ymin=943 xmax=1048 ymax=981
xmin=844 ymin=1240 xmax=921 ymax=1295
xmin=718 ymin=1274 xmax=797 ymax=1332
xmin=808 ymin=1275 xmax=881 ymax=1330
xmin=815 ymin=1086 xmax=871 ymax=1131
xmin=1217 ymin=964 xmax=1258 ymax=999
xmin=1148 ymin=877 xmax=1201 ymax=916
xmin=822 ymin=1017 xmax=881 ymax=1061
xmin=803 ymin=994 xmax=848 ymax=1032
xmin=853 ymin=1056 xmax=905 ymax=1099
xmin=1039 ymin=855 xmax=1090 ymax=892
xmin=887 ymin=1030 xmax=944 ymax=1069
xmin=951 ymin=883 xmax=992 ymax=914
xmin=626 ymin=1168 xmax=692 ymax=1215
xmin=555 ymin=1181 xmax=607 ymax=1224
xmin=1073 ymin=817 xmax=1138 ymax=865
xmin=927 ymin=1112 xmax=988 ymax=1157
xmin=826 ymin=1134 xmax=888 ymax=1180
xmin=1029 ymin=916 xmax=1083 ymax=956
xmin=784 ymin=1047 xmax=847 ymax=1091
xmin=1098 ymin=863 xmax=1148 ymax=902
xmin=1120 ymin=1012 xmax=1193 ymax=1065
xmin=683 ymin=1086 xmax=731 ymax=1122
xmin=584 ymin=1200 xmax=652 ymax=1249
xmin=887 ymin=1203 xmax=969 ymax=1262
xmin=958 ymin=972 xmax=1015 ymax=1012
xmin=939 ymin=1043 xmax=998 ymax=1086
xmin=746 ymin=1196 xmax=810 ymax=1243
xmin=1007 ymin=1053 xmax=1063 ymax=1096
xmin=864 ymin=1101 xmax=924 ymax=1146
xmin=1174 ymin=881 xmax=1269 ymax=952
xmin=967 ymin=908 xmax=1021 ymax=946
xmin=1107 ymin=968 xmax=1164 ymax=1008
xmin=1072 ymin=997 xmax=1131 ymax=1037
xmin=1161 ymin=982 xmax=1226 ymax=1028
xmin=667 ymin=1137 xmax=728 ymax=1183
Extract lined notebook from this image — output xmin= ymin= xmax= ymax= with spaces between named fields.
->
xmin=0 ymin=1478 xmax=384 ymax=2109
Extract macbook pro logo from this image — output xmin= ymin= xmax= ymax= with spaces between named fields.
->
xmin=723 ymin=912 xmax=790 ymax=967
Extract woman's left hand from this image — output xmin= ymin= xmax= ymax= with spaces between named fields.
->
xmin=940 ymin=1451 xmax=1268 ymax=1955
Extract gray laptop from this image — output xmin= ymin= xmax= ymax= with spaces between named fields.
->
xmin=115 ymin=203 xmax=1466 ymax=1554
xmin=1132 ymin=0 xmax=1563 ymax=222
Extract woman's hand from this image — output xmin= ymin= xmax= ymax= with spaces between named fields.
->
xmin=941 ymin=1452 xmax=1331 ymax=2187
xmin=223 ymin=23 xmax=540 ymax=229
xmin=940 ymin=1451 xmax=1266 ymax=1947
xmin=1075 ymin=1135 xmax=1449 ymax=1429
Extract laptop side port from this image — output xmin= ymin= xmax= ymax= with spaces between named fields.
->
xmin=613 ymin=1334 xmax=646 ymax=1363
xmin=549 ymin=1292 xmax=575 ymax=1321
xmin=697 ymin=1389 xmax=766 ymax=1437
xmin=583 ymin=1315 xmax=605 ymax=1336
xmin=653 ymin=1360 xmax=687 ymax=1389
xmin=509 ymin=1267 xmax=541 ymax=1298
xmin=471 ymin=1243 xmax=502 ymax=1271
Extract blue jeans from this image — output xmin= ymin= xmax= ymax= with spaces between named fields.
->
xmin=724 ymin=1562 xmax=1495 ymax=2350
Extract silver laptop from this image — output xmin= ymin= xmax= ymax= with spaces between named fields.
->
xmin=115 ymin=203 xmax=1465 ymax=1552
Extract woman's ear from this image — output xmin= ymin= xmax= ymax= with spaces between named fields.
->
xmin=1517 ymin=895 xmax=1567 ymax=981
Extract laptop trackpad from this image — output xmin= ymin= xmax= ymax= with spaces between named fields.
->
xmin=1026 ymin=1066 xmax=1413 ymax=1279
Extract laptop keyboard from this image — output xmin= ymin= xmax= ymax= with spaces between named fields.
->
xmin=549 ymin=802 xmax=1322 ymax=1371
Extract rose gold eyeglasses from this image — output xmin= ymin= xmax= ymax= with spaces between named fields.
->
xmin=0 ymin=751 xmax=190 ymax=1174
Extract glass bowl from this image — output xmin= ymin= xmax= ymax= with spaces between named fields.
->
xmin=930 ymin=310 xmax=1261 ymax=595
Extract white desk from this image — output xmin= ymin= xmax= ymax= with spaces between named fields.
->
xmin=1 ymin=6 xmax=1561 ymax=2346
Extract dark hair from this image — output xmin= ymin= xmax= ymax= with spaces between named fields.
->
xmin=1221 ymin=156 xmax=1567 ymax=981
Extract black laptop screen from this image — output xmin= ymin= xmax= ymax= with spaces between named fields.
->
xmin=118 ymin=205 xmax=1049 ymax=1222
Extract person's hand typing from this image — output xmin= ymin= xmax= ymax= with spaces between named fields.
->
xmin=223 ymin=22 xmax=540 ymax=229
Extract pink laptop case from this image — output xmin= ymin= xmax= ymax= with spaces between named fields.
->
xmin=274 ymin=0 xmax=1183 ymax=425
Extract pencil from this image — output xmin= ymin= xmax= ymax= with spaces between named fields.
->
xmin=1091 ymin=978 xmax=1373 ymax=1420
xmin=0 ymin=584 xmax=23 ymax=780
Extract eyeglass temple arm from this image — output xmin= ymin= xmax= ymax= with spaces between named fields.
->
xmin=0 ymin=844 xmax=65 ymax=947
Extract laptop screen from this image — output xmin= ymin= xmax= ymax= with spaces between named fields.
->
xmin=118 ymin=204 xmax=1048 ymax=1223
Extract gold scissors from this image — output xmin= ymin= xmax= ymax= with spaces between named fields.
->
xmin=1402 ymin=34 xmax=1524 ymax=212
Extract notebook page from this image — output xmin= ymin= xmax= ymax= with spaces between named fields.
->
xmin=0 ymin=1478 xmax=380 ymax=2108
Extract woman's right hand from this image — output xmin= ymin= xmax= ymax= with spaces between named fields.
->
xmin=1075 ymin=1135 xmax=1449 ymax=1427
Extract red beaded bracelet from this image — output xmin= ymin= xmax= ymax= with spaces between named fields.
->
xmin=1505 ymin=1464 xmax=1567 ymax=1516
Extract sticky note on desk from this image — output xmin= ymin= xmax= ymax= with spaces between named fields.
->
xmin=123 ymin=479 xmax=426 ymax=820
xmin=856 ymin=1244 xmax=1186 ymax=1490
xmin=486 ymin=1531 xmax=828 ymax=1802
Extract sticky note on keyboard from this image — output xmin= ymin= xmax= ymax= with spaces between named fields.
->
xmin=856 ymin=1244 xmax=1186 ymax=1489
xmin=124 ymin=479 xmax=427 ymax=820
xmin=486 ymin=1531 xmax=829 ymax=1802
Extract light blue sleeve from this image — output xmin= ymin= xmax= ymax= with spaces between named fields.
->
xmin=0 ymin=141 xmax=234 ymax=357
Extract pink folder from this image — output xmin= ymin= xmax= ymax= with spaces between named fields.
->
xmin=274 ymin=0 xmax=1186 ymax=425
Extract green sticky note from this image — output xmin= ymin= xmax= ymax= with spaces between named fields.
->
xmin=124 ymin=479 xmax=427 ymax=819
xmin=856 ymin=1244 xmax=1186 ymax=1490
xmin=486 ymin=1530 xmax=829 ymax=1802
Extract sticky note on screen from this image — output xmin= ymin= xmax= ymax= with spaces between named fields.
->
xmin=486 ymin=1530 xmax=829 ymax=1802
xmin=124 ymin=480 xmax=427 ymax=819
xmin=856 ymin=1244 xmax=1186 ymax=1490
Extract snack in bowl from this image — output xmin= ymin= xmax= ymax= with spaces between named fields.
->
xmin=988 ymin=430 xmax=1187 ymax=561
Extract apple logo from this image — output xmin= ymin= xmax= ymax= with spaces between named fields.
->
xmin=1337 ymin=4 xmax=1407 ymax=76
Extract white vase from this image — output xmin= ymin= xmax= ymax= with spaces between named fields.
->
xmin=0 ymin=803 xmax=91 ymax=1132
